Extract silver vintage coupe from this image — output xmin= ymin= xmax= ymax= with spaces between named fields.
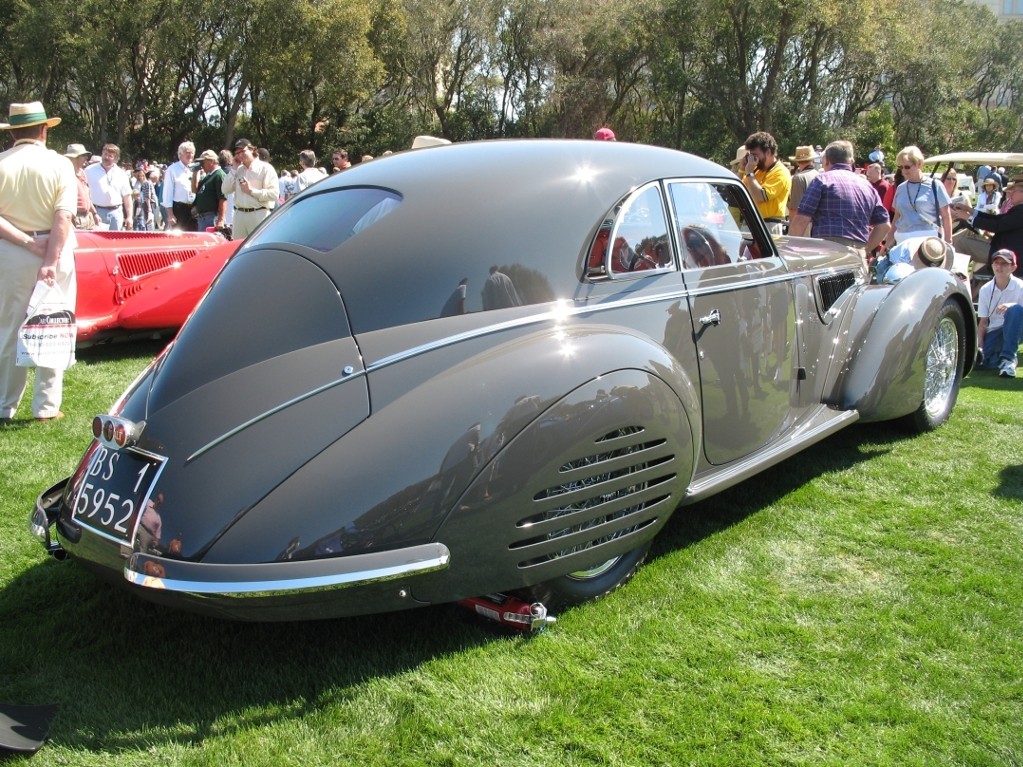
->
xmin=32 ymin=139 xmax=975 ymax=622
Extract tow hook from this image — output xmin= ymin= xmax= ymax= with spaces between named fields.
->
xmin=458 ymin=593 xmax=556 ymax=633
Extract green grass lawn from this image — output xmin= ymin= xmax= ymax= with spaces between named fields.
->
xmin=1 ymin=342 xmax=1021 ymax=766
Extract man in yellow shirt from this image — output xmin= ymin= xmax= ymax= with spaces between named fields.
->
xmin=738 ymin=131 xmax=791 ymax=235
xmin=0 ymin=101 xmax=77 ymax=422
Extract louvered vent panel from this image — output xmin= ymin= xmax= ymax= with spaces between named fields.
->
xmin=120 ymin=282 xmax=145 ymax=300
xmin=816 ymin=271 xmax=856 ymax=313
xmin=118 ymin=249 xmax=199 ymax=280
xmin=512 ymin=426 xmax=676 ymax=568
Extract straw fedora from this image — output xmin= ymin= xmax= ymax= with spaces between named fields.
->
xmin=789 ymin=145 xmax=817 ymax=163
xmin=0 ymin=101 xmax=61 ymax=130
xmin=913 ymin=236 xmax=953 ymax=270
xmin=1003 ymin=176 xmax=1023 ymax=193
xmin=730 ymin=145 xmax=747 ymax=167
xmin=63 ymin=143 xmax=91 ymax=159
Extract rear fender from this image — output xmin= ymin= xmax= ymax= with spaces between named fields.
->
xmin=413 ymin=367 xmax=695 ymax=603
xmin=203 ymin=324 xmax=699 ymax=586
xmin=834 ymin=269 xmax=976 ymax=421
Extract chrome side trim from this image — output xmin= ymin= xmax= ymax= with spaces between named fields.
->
xmin=188 ymin=264 xmax=854 ymax=458
xmin=124 ymin=542 xmax=450 ymax=597
xmin=684 ymin=407 xmax=860 ymax=503
xmin=186 ymin=373 xmax=366 ymax=462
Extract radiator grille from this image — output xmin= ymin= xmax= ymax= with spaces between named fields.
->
xmin=512 ymin=426 xmax=675 ymax=567
xmin=118 ymin=249 xmax=200 ymax=280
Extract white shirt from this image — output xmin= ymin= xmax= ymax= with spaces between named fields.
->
xmin=978 ymin=274 xmax=1023 ymax=331
xmin=162 ymin=159 xmax=195 ymax=207
xmin=85 ymin=163 xmax=132 ymax=207
xmin=294 ymin=167 xmax=327 ymax=194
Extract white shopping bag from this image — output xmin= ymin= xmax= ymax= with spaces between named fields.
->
xmin=16 ymin=281 xmax=76 ymax=370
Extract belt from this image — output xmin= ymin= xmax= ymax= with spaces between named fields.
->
xmin=26 ymin=230 xmax=50 ymax=237
xmin=96 ymin=204 xmax=120 ymax=210
xmin=235 ymin=206 xmax=266 ymax=213
xmin=763 ymin=217 xmax=787 ymax=224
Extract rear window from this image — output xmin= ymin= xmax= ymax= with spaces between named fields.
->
xmin=246 ymin=187 xmax=402 ymax=253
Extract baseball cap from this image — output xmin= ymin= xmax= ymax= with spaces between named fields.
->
xmin=593 ymin=127 xmax=616 ymax=141
xmin=991 ymin=249 xmax=1017 ymax=267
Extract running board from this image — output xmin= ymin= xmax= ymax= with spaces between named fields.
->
xmin=684 ymin=407 xmax=860 ymax=504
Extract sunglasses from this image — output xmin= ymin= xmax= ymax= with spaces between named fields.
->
xmin=900 ymin=164 xmax=915 ymax=170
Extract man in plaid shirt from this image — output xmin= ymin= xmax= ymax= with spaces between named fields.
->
xmin=789 ymin=140 xmax=890 ymax=268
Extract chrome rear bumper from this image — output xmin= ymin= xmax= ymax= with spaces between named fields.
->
xmin=125 ymin=543 xmax=450 ymax=598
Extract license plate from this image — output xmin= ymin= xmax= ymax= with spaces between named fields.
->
xmin=70 ymin=443 xmax=166 ymax=545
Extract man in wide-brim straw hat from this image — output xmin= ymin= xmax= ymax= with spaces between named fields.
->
xmin=787 ymin=145 xmax=819 ymax=219
xmin=0 ymin=100 xmax=78 ymax=423
xmin=64 ymin=143 xmax=100 ymax=230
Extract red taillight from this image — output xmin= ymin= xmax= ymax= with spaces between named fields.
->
xmin=92 ymin=415 xmax=141 ymax=450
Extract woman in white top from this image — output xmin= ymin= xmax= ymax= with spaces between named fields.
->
xmin=976 ymin=176 xmax=1002 ymax=215
xmin=890 ymin=145 xmax=953 ymax=244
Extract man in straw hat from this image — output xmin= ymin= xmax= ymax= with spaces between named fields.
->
xmin=64 ymin=143 xmax=99 ymax=229
xmin=786 ymin=145 xmax=819 ymax=220
xmin=0 ymin=101 xmax=78 ymax=423
xmin=951 ymin=176 xmax=1023 ymax=282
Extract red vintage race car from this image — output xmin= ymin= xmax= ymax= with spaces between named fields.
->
xmin=73 ymin=230 xmax=241 ymax=345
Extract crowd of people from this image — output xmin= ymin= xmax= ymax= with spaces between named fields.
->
xmin=65 ymin=137 xmax=356 ymax=239
xmin=723 ymin=129 xmax=1023 ymax=378
xmin=1 ymin=99 xmax=1021 ymax=427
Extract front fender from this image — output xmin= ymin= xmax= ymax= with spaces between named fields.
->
xmin=835 ymin=269 xmax=976 ymax=421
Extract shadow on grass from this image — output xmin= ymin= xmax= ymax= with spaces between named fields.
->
xmin=0 ymin=421 xmax=927 ymax=753
xmin=649 ymin=421 xmax=906 ymax=560
xmin=0 ymin=558 xmax=502 ymax=752
xmin=961 ymin=367 xmax=1021 ymax=391
xmin=74 ymin=337 xmax=169 ymax=364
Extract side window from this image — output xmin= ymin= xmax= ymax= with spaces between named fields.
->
xmin=588 ymin=183 xmax=673 ymax=278
xmin=669 ymin=181 xmax=771 ymax=268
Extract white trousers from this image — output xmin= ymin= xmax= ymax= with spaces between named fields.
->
xmin=0 ymin=240 xmax=76 ymax=419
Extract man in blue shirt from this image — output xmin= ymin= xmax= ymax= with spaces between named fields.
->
xmin=789 ymin=140 xmax=890 ymax=267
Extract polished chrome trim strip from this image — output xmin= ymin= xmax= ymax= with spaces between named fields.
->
xmin=124 ymin=542 xmax=450 ymax=597
xmin=186 ymin=373 xmax=366 ymax=462
xmin=684 ymin=407 xmax=859 ymax=503
xmin=189 ymin=264 xmax=835 ymax=459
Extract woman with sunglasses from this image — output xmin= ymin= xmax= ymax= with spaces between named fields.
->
xmin=890 ymin=145 xmax=953 ymax=245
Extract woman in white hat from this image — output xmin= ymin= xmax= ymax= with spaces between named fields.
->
xmin=976 ymin=175 xmax=1002 ymax=215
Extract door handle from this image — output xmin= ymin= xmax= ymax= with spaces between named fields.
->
xmin=698 ymin=309 xmax=721 ymax=326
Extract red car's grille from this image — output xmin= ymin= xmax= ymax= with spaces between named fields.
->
xmin=118 ymin=249 xmax=200 ymax=280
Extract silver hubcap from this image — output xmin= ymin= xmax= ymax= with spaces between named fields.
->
xmin=923 ymin=316 xmax=958 ymax=418
xmin=567 ymin=556 xmax=622 ymax=580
